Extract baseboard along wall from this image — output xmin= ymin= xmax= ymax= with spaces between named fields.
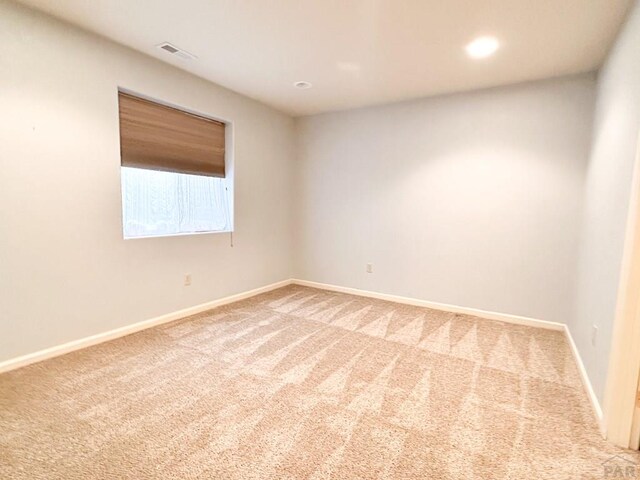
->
xmin=563 ymin=325 xmax=605 ymax=432
xmin=290 ymin=279 xmax=604 ymax=429
xmin=292 ymin=279 xmax=565 ymax=330
xmin=0 ymin=276 xmax=603 ymax=432
xmin=0 ymin=279 xmax=292 ymax=374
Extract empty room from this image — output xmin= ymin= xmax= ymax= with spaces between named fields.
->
xmin=3 ymin=0 xmax=640 ymax=478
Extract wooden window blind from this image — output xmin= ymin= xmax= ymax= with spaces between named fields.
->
xmin=118 ymin=92 xmax=225 ymax=177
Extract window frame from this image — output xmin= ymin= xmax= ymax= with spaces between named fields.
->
xmin=116 ymin=87 xmax=234 ymax=240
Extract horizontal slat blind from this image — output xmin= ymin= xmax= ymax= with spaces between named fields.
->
xmin=118 ymin=92 xmax=225 ymax=177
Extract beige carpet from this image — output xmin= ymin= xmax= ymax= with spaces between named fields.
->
xmin=0 ymin=285 xmax=634 ymax=479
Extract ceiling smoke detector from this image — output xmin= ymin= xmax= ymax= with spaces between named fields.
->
xmin=157 ymin=42 xmax=197 ymax=61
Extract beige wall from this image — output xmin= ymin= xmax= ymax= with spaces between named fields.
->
xmin=0 ymin=0 xmax=296 ymax=362
xmin=3 ymin=0 xmax=637 ymax=412
xmin=294 ymin=75 xmax=596 ymax=324
xmin=571 ymin=0 xmax=640 ymax=402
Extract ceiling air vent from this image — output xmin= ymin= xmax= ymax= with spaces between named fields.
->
xmin=157 ymin=42 xmax=197 ymax=61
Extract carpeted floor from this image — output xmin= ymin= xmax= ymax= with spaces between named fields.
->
xmin=0 ymin=285 xmax=634 ymax=478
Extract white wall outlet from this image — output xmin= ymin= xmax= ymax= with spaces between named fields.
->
xmin=184 ymin=274 xmax=192 ymax=286
xmin=366 ymin=263 xmax=373 ymax=274
xmin=591 ymin=324 xmax=598 ymax=346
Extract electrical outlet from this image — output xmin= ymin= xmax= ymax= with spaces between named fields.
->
xmin=366 ymin=263 xmax=373 ymax=274
xmin=591 ymin=325 xmax=598 ymax=346
xmin=184 ymin=274 xmax=192 ymax=286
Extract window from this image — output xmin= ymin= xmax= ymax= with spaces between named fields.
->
xmin=118 ymin=91 xmax=232 ymax=238
xmin=121 ymin=168 xmax=231 ymax=238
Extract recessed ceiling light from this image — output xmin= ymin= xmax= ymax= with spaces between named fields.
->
xmin=465 ymin=36 xmax=499 ymax=59
xmin=294 ymin=81 xmax=312 ymax=89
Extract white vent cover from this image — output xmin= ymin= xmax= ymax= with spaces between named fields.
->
xmin=156 ymin=42 xmax=197 ymax=61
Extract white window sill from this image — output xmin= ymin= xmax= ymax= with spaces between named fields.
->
xmin=123 ymin=229 xmax=233 ymax=240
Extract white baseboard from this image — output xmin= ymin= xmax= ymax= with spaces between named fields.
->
xmin=2 ymin=276 xmax=604 ymax=433
xmin=292 ymin=279 xmax=564 ymax=331
xmin=563 ymin=324 xmax=605 ymax=433
xmin=0 ymin=279 xmax=293 ymax=375
xmin=292 ymin=279 xmax=604 ymax=429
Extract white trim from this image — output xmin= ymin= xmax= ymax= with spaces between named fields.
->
xmin=292 ymin=279 xmax=606 ymax=427
xmin=2 ymin=276 xmax=604 ymax=433
xmin=563 ymin=325 xmax=605 ymax=434
xmin=603 ymin=130 xmax=640 ymax=449
xmin=0 ymin=279 xmax=292 ymax=374
xmin=123 ymin=229 xmax=233 ymax=240
xmin=291 ymin=279 xmax=564 ymax=331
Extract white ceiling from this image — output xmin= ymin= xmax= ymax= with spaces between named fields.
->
xmin=18 ymin=0 xmax=632 ymax=116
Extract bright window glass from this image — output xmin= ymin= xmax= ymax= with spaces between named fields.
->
xmin=121 ymin=167 xmax=232 ymax=238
